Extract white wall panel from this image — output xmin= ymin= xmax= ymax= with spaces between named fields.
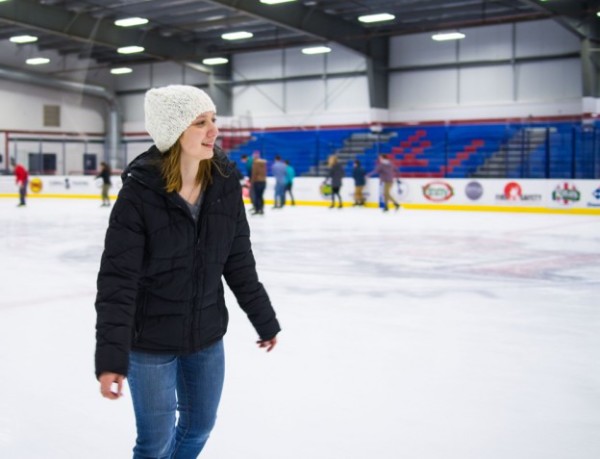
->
xmin=390 ymin=33 xmax=457 ymax=67
xmin=285 ymin=47 xmax=323 ymax=76
xmin=459 ymin=24 xmax=512 ymax=62
xmin=152 ymin=61 xmax=185 ymax=86
xmin=182 ymin=66 xmax=211 ymax=86
xmin=516 ymin=19 xmax=579 ymax=57
xmin=114 ymin=63 xmax=152 ymax=91
xmin=120 ymin=93 xmax=145 ymax=125
xmin=233 ymin=50 xmax=283 ymax=81
xmin=517 ymin=58 xmax=581 ymax=101
xmin=390 ymin=69 xmax=457 ymax=109
xmin=326 ymin=45 xmax=366 ymax=73
xmin=233 ymin=83 xmax=285 ymax=117
xmin=459 ymin=65 xmax=513 ymax=104
xmin=286 ymin=80 xmax=326 ymax=113
xmin=326 ymin=76 xmax=369 ymax=112
xmin=0 ymin=80 xmax=104 ymax=131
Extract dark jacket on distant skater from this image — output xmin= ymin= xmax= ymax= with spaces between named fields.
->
xmin=95 ymin=146 xmax=280 ymax=378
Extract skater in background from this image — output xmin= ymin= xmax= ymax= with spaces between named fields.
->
xmin=240 ymin=154 xmax=253 ymax=208
xmin=326 ymin=154 xmax=344 ymax=209
xmin=271 ymin=155 xmax=287 ymax=209
xmin=251 ymin=153 xmax=267 ymax=214
xmin=284 ymin=159 xmax=295 ymax=206
xmin=94 ymin=85 xmax=280 ymax=458
xmin=352 ymin=159 xmax=366 ymax=206
xmin=96 ymin=161 xmax=112 ymax=207
xmin=368 ymin=153 xmax=400 ymax=212
xmin=12 ymin=158 xmax=28 ymax=207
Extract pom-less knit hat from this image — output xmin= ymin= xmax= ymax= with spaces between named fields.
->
xmin=144 ymin=85 xmax=216 ymax=153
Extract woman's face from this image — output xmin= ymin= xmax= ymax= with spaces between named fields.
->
xmin=179 ymin=111 xmax=218 ymax=161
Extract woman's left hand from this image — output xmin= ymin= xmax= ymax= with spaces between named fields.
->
xmin=257 ymin=336 xmax=277 ymax=352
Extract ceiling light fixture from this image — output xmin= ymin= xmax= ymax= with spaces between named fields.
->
xmin=202 ymin=57 xmax=229 ymax=65
xmin=221 ymin=31 xmax=253 ymax=40
xmin=358 ymin=13 xmax=395 ymax=23
xmin=432 ymin=32 xmax=466 ymax=41
xmin=301 ymin=46 xmax=331 ymax=55
xmin=114 ymin=17 xmax=149 ymax=27
xmin=26 ymin=57 xmax=50 ymax=65
xmin=260 ymin=0 xmax=296 ymax=4
xmin=10 ymin=35 xmax=38 ymax=44
xmin=117 ymin=45 xmax=145 ymax=54
xmin=111 ymin=67 xmax=133 ymax=75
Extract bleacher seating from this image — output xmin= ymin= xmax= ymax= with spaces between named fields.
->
xmin=224 ymin=121 xmax=596 ymax=179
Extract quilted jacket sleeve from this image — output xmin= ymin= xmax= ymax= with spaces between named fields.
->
xmin=94 ymin=184 xmax=146 ymax=379
xmin=223 ymin=189 xmax=281 ymax=341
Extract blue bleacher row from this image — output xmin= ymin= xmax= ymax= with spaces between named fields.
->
xmin=225 ymin=121 xmax=600 ymax=179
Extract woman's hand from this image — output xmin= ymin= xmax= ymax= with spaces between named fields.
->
xmin=256 ymin=336 xmax=278 ymax=352
xmin=99 ymin=372 xmax=125 ymax=400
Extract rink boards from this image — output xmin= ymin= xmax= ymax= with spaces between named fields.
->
xmin=1 ymin=175 xmax=599 ymax=214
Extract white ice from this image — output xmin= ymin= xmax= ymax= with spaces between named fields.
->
xmin=0 ymin=199 xmax=599 ymax=459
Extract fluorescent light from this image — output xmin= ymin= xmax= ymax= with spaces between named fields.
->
xmin=432 ymin=32 xmax=466 ymax=41
xmin=260 ymin=0 xmax=296 ymax=4
xmin=114 ymin=17 xmax=149 ymax=27
xmin=117 ymin=45 xmax=145 ymax=54
xmin=301 ymin=46 xmax=331 ymax=55
xmin=221 ymin=31 xmax=253 ymax=41
xmin=358 ymin=13 xmax=395 ymax=23
xmin=26 ymin=57 xmax=50 ymax=65
xmin=202 ymin=57 xmax=229 ymax=65
xmin=10 ymin=35 xmax=38 ymax=44
xmin=110 ymin=67 xmax=132 ymax=75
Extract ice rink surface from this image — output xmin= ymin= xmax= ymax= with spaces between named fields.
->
xmin=0 ymin=198 xmax=599 ymax=459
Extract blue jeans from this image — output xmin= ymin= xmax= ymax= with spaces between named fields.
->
xmin=274 ymin=182 xmax=285 ymax=207
xmin=128 ymin=340 xmax=225 ymax=459
xmin=19 ymin=180 xmax=28 ymax=205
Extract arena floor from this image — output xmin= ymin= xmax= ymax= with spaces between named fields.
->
xmin=0 ymin=198 xmax=598 ymax=459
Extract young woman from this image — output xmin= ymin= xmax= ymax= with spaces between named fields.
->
xmin=95 ymin=85 xmax=280 ymax=458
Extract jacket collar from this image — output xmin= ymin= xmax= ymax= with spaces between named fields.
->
xmin=125 ymin=145 xmax=233 ymax=206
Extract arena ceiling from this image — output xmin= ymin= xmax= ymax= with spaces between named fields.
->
xmin=0 ymin=0 xmax=597 ymax=72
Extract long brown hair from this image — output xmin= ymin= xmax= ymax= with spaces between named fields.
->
xmin=161 ymin=140 xmax=214 ymax=193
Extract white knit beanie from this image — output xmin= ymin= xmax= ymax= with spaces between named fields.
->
xmin=144 ymin=85 xmax=216 ymax=153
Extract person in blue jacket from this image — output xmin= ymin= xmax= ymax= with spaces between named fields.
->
xmin=271 ymin=155 xmax=287 ymax=208
xmin=284 ymin=159 xmax=296 ymax=206
xmin=352 ymin=159 xmax=366 ymax=206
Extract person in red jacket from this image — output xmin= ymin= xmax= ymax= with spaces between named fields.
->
xmin=13 ymin=160 xmax=29 ymax=207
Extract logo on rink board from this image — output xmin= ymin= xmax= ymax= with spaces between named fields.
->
xmin=551 ymin=183 xmax=580 ymax=206
xmin=422 ymin=181 xmax=453 ymax=202
xmin=588 ymin=186 xmax=600 ymax=207
xmin=29 ymin=177 xmax=43 ymax=193
xmin=465 ymin=181 xmax=483 ymax=200
xmin=495 ymin=182 xmax=541 ymax=202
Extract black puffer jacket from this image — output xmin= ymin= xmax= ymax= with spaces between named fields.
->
xmin=95 ymin=146 xmax=280 ymax=378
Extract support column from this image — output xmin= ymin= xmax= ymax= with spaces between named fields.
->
xmin=366 ymin=36 xmax=389 ymax=110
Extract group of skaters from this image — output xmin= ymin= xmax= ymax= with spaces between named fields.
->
xmin=240 ymin=151 xmax=295 ymax=215
xmin=327 ymin=152 xmax=401 ymax=212
xmin=9 ymin=159 xmax=113 ymax=208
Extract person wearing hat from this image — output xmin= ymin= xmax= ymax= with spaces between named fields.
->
xmin=94 ymin=85 xmax=281 ymax=458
